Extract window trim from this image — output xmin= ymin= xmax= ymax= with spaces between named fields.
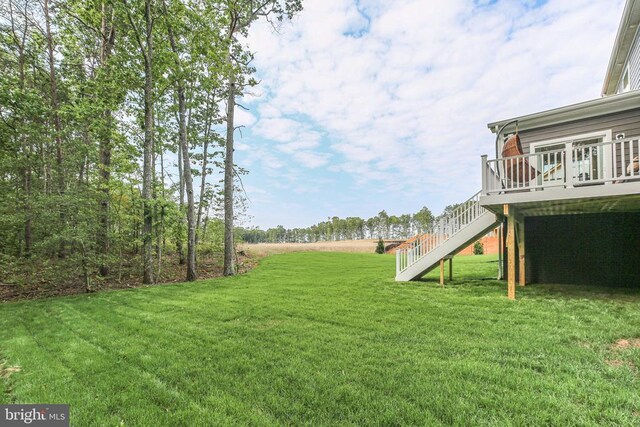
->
xmin=529 ymin=130 xmax=613 ymax=181
xmin=620 ymin=65 xmax=630 ymax=93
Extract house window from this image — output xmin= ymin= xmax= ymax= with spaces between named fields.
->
xmin=620 ymin=67 xmax=630 ymax=93
xmin=531 ymin=131 xmax=612 ymax=183
xmin=534 ymin=139 xmax=601 ymax=182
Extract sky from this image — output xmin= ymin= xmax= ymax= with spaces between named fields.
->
xmin=232 ymin=0 xmax=626 ymax=229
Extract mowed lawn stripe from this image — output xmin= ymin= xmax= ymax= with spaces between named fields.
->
xmin=17 ymin=303 xmax=214 ymax=425
xmin=53 ymin=299 xmax=293 ymax=425
xmin=1 ymin=252 xmax=639 ymax=425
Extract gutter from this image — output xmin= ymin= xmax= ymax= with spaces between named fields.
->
xmin=487 ymin=90 xmax=640 ymax=134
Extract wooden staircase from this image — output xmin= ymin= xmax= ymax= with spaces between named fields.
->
xmin=395 ymin=192 xmax=500 ymax=281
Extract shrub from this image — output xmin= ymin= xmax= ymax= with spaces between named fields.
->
xmin=473 ymin=241 xmax=484 ymax=255
xmin=375 ymin=238 xmax=385 ymax=254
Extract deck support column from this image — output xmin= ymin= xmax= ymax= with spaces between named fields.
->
xmin=517 ymin=221 xmax=526 ymax=287
xmin=504 ymin=204 xmax=516 ymax=300
xmin=439 ymin=259 xmax=445 ymax=287
xmin=449 ymin=257 xmax=453 ymax=281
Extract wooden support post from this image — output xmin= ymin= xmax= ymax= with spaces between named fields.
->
xmin=504 ymin=204 xmax=516 ymax=300
xmin=517 ymin=221 xmax=526 ymax=287
xmin=439 ymin=259 xmax=445 ymax=287
xmin=449 ymin=257 xmax=453 ymax=281
xmin=497 ymin=223 xmax=504 ymax=279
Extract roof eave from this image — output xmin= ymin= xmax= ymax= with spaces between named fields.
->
xmin=602 ymin=0 xmax=640 ymax=96
xmin=487 ymin=90 xmax=640 ymax=134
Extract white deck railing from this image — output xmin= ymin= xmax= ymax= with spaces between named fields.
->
xmin=396 ymin=192 xmax=486 ymax=274
xmin=482 ymin=136 xmax=640 ymax=195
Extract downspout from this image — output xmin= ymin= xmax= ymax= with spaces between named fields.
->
xmin=493 ymin=119 xmax=518 ymax=280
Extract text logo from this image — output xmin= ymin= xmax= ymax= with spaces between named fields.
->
xmin=1 ymin=405 xmax=68 ymax=426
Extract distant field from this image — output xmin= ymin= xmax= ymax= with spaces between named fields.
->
xmin=240 ymin=239 xmax=397 ymax=257
xmin=241 ymin=235 xmax=499 ymax=257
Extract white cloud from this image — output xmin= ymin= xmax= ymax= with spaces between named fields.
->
xmin=253 ymin=117 xmax=304 ymax=143
xmin=240 ymin=0 xmax=625 ymax=227
xmin=234 ymin=108 xmax=257 ymax=128
xmin=292 ymin=150 xmax=330 ymax=168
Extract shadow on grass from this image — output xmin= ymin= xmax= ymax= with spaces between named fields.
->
xmin=523 ymin=283 xmax=640 ymax=302
xmin=414 ymin=277 xmax=498 ymax=284
xmin=400 ymin=276 xmax=640 ymax=303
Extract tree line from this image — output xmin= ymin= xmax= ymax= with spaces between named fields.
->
xmin=237 ymin=206 xmax=442 ymax=243
xmin=0 ymin=0 xmax=302 ymax=287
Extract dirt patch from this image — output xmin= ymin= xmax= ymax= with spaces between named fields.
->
xmin=601 ymin=338 xmax=640 ymax=374
xmin=0 ymin=362 xmax=21 ymax=379
xmin=610 ymin=338 xmax=640 ymax=351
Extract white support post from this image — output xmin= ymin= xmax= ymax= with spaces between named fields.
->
xmin=613 ymin=141 xmax=618 ymax=179
xmin=622 ymin=140 xmax=627 ymax=178
xmin=630 ymin=140 xmax=636 ymax=177
xmin=564 ymin=142 xmax=574 ymax=188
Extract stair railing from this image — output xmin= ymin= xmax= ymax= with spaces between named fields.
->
xmin=396 ymin=191 xmax=486 ymax=275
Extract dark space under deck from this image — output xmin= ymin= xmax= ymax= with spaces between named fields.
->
xmin=524 ymin=213 xmax=640 ymax=287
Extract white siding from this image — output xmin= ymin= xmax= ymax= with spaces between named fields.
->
xmin=517 ymin=108 xmax=640 ymax=153
xmin=619 ymin=26 xmax=640 ymax=93
xmin=630 ymin=28 xmax=640 ymax=91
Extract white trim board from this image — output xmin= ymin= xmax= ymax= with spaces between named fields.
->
xmin=529 ymin=130 xmax=614 ymax=182
xmin=528 ymin=130 xmax=613 ymax=150
xmin=487 ymin=91 xmax=640 ymax=134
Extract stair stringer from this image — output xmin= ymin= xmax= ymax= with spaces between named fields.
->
xmin=395 ymin=211 xmax=500 ymax=281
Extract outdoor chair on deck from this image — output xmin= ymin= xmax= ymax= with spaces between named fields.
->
xmin=501 ymin=134 xmax=539 ymax=190
xmin=628 ymin=156 xmax=639 ymax=175
xmin=616 ymin=155 xmax=640 ymax=183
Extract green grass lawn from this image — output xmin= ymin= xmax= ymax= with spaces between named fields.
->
xmin=1 ymin=253 xmax=639 ymax=426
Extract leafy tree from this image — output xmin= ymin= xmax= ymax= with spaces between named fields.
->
xmin=161 ymin=0 xmax=198 ymax=281
xmin=0 ymin=0 xmax=299 ymax=292
xmin=122 ymin=0 xmax=161 ymax=284
xmin=375 ymin=238 xmax=385 ymax=254
xmin=219 ymin=0 xmax=303 ymax=277
xmin=377 ymin=210 xmax=389 ymax=238
xmin=413 ymin=206 xmax=433 ymax=234
xmin=236 ymin=206 xmax=442 ymax=244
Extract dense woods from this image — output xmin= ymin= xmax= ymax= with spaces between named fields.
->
xmin=0 ymin=0 xmax=301 ymax=291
